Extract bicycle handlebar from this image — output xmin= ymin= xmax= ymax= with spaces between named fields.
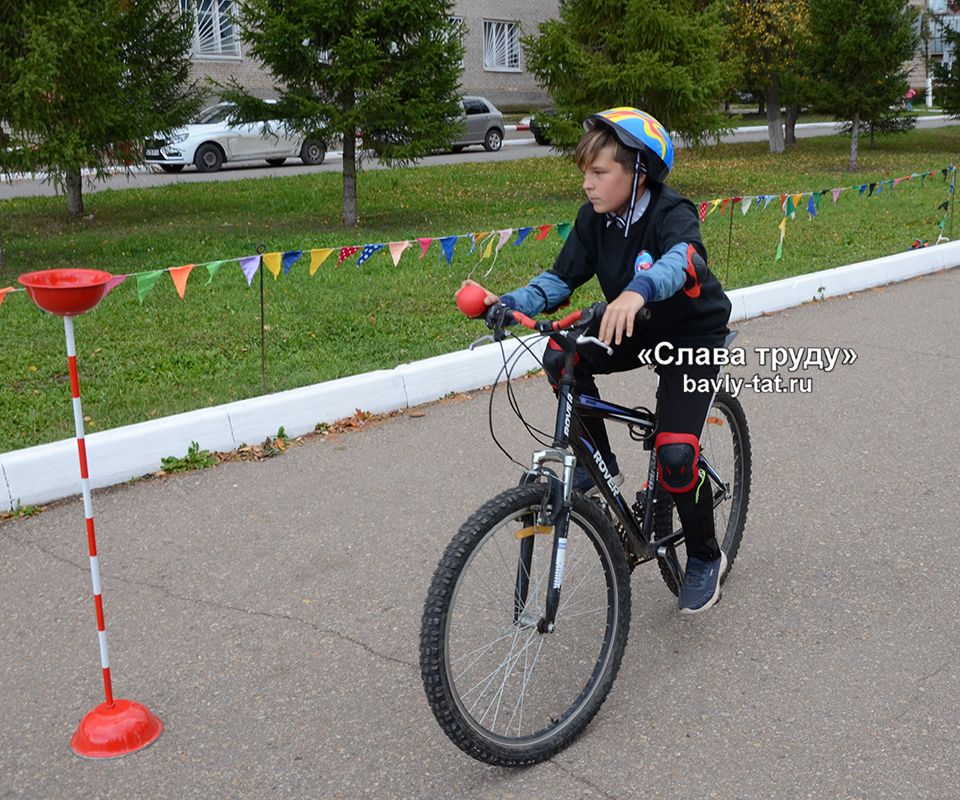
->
xmin=486 ymin=301 xmax=651 ymax=336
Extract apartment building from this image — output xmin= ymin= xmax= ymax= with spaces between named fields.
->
xmin=180 ymin=1 xmax=558 ymax=111
xmin=908 ymin=0 xmax=959 ymax=97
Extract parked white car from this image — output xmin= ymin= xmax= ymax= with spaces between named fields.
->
xmin=145 ymin=101 xmax=327 ymax=173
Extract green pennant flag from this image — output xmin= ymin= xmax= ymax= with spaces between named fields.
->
xmin=921 ymin=174 xmax=927 ymax=188
xmin=785 ymin=195 xmax=797 ymax=218
xmin=136 ymin=270 xmax=164 ymax=304
xmin=556 ymin=222 xmax=572 ymax=242
xmin=205 ymin=260 xmax=227 ymax=286
xmin=813 ymin=191 xmax=822 ymax=209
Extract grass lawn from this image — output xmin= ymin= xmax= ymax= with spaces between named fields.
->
xmin=1 ymin=126 xmax=957 ymax=452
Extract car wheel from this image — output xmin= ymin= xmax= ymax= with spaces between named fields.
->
xmin=300 ymin=139 xmax=326 ymax=165
xmin=194 ymin=143 xmax=224 ymax=173
xmin=265 ymin=158 xmax=287 ymax=166
xmin=159 ymin=164 xmax=185 ymax=173
xmin=483 ymin=129 xmax=503 ymax=152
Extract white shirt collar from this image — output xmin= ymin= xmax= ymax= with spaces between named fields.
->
xmin=605 ymin=188 xmax=651 ymax=229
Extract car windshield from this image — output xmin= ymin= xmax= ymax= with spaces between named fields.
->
xmin=193 ymin=104 xmax=235 ymax=125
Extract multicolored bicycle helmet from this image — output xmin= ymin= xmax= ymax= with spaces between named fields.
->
xmin=584 ymin=107 xmax=674 ymax=184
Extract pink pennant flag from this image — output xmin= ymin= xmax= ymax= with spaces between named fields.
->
xmin=893 ymin=178 xmax=901 ymax=189
xmin=169 ymin=264 xmax=194 ymax=300
xmin=831 ymin=189 xmax=842 ymax=204
xmin=388 ymin=241 xmax=411 ymax=266
xmin=418 ymin=238 xmax=432 ymax=258
xmin=699 ymin=202 xmax=708 ymax=222
xmin=103 ymin=274 xmax=128 ymax=297
xmin=497 ymin=229 xmax=513 ymax=251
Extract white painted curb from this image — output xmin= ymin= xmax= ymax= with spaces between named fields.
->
xmin=2 ymin=241 xmax=959 ymax=512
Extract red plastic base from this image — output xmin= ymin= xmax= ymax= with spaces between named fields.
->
xmin=70 ymin=699 xmax=163 ymax=758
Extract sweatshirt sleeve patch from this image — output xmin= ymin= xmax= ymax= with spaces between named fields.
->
xmin=625 ymin=242 xmax=688 ymax=302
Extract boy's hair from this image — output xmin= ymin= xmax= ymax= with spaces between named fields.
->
xmin=575 ymin=126 xmax=638 ymax=174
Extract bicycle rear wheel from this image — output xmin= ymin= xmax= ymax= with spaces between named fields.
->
xmin=654 ymin=389 xmax=752 ymax=594
xmin=420 ymin=483 xmax=631 ymax=766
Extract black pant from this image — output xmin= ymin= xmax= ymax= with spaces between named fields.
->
xmin=543 ymin=320 xmax=724 ymax=561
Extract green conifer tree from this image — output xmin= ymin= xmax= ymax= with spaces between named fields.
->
xmin=522 ymin=0 xmax=736 ymax=148
xmin=225 ymin=0 xmax=464 ymax=227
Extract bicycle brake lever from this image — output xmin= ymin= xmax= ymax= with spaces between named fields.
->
xmin=576 ymin=335 xmax=613 ymax=356
xmin=468 ymin=334 xmax=495 ymax=350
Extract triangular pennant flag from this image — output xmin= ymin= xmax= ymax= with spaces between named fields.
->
xmin=0 ymin=287 xmax=14 ymax=306
xmin=943 ymin=168 xmax=950 ymax=179
xmin=136 ymin=270 xmax=164 ymax=304
xmin=483 ymin=235 xmax=496 ymax=259
xmin=418 ymin=238 xmax=432 ymax=258
xmin=720 ymin=198 xmax=730 ymax=215
xmin=514 ymin=227 xmax=533 ymax=246
xmin=388 ymin=241 xmax=411 ymax=266
xmin=921 ymin=174 xmax=927 ymax=188
xmin=473 ymin=231 xmax=491 ymax=253
xmin=309 ymin=248 xmax=334 ymax=275
xmin=762 ymin=195 xmax=774 ymax=210
xmin=496 ymin=229 xmax=513 ymax=251
xmin=556 ymin=222 xmax=572 ymax=242
xmin=204 ymin=261 xmax=227 ymax=286
xmin=439 ymin=236 xmax=458 ymax=264
xmin=104 ymin=274 xmax=128 ymax=296
xmin=806 ymin=195 xmax=817 ymax=218
xmin=937 ymin=200 xmax=950 ymax=212
xmin=262 ymin=252 xmax=282 ymax=279
xmin=876 ymin=182 xmax=884 ymax=195
xmin=792 ymin=193 xmax=803 ymax=211
xmin=859 ymin=185 xmax=868 ymax=195
xmin=709 ymin=199 xmax=723 ymax=217
xmin=535 ymin=224 xmax=553 ymax=241
xmin=812 ymin=191 xmax=822 ymax=210
xmin=893 ymin=178 xmax=901 ymax=189
xmin=741 ymin=197 xmax=753 ymax=216
xmin=337 ymin=246 xmax=361 ymax=268
xmin=775 ymin=217 xmax=787 ymax=262
xmin=240 ymin=255 xmax=261 ymax=286
xmin=169 ymin=264 xmax=194 ymax=300
xmin=356 ymin=243 xmax=384 ymax=266
xmin=282 ymin=250 xmax=303 ymax=274
xmin=699 ymin=202 xmax=708 ymax=222
xmin=832 ymin=189 xmax=842 ymax=204
xmin=785 ymin=195 xmax=797 ymax=219
xmin=869 ymin=182 xmax=878 ymax=196
xmin=780 ymin=194 xmax=788 ymax=212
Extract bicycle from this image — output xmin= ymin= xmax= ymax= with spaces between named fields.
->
xmin=419 ymin=302 xmax=751 ymax=766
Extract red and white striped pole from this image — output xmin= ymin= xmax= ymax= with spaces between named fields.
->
xmin=63 ymin=314 xmax=162 ymax=758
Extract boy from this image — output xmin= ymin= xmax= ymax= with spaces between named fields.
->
xmin=462 ymin=107 xmax=732 ymax=614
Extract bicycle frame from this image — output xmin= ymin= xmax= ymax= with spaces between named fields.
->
xmin=517 ymin=327 xmax=729 ymax=628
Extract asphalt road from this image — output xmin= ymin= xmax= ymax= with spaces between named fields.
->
xmin=1 ymin=267 xmax=958 ymax=799
xmin=3 ymin=116 xmax=957 ymax=201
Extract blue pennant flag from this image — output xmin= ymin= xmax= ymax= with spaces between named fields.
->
xmin=513 ymin=227 xmax=533 ymax=246
xmin=439 ymin=236 xmax=458 ymax=264
xmin=807 ymin=195 xmax=817 ymax=217
xmin=282 ymin=250 xmax=303 ymax=274
xmin=357 ymin=243 xmax=385 ymax=267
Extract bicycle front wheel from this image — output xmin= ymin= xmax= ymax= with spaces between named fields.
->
xmin=420 ymin=483 xmax=631 ymax=766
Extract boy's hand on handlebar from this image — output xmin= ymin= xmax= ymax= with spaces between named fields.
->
xmin=459 ymin=279 xmax=500 ymax=307
xmin=598 ymin=291 xmax=646 ymax=346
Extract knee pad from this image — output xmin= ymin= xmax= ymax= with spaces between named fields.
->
xmin=655 ymin=432 xmax=701 ymax=493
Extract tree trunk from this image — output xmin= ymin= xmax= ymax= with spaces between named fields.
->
xmin=65 ymin=168 xmax=84 ymax=216
xmin=342 ymin=130 xmax=358 ymax=227
xmin=785 ymin=104 xmax=799 ymax=145
xmin=848 ymin=111 xmax=860 ymax=171
xmin=765 ymin=78 xmax=785 ymax=154
xmin=758 ymin=97 xmax=765 ymax=115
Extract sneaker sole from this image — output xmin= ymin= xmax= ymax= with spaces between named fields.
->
xmin=583 ymin=471 xmax=625 ymax=497
xmin=678 ymin=551 xmax=728 ymax=617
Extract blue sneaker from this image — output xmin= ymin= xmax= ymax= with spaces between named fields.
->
xmin=678 ymin=551 xmax=728 ymax=616
xmin=573 ymin=454 xmax=624 ymax=496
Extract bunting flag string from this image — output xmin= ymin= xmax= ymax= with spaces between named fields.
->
xmin=4 ymin=164 xmax=955 ymax=312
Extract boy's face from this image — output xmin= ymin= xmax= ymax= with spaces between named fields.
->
xmin=581 ymin=144 xmax=642 ymax=216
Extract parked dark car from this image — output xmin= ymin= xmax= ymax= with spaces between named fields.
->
xmin=529 ymin=108 xmax=557 ymax=146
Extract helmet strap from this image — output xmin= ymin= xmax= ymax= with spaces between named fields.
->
xmin=623 ymin=152 xmax=642 ymax=238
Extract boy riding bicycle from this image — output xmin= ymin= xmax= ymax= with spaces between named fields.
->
xmin=462 ymin=107 xmax=732 ymax=615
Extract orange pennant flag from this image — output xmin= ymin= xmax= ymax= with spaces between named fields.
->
xmin=309 ymin=248 xmax=334 ymax=275
xmin=0 ymin=287 xmax=13 ymax=306
xmin=169 ymin=265 xmax=194 ymax=300
xmin=792 ymin=194 xmax=804 ymax=211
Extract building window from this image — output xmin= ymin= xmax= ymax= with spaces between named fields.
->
xmin=483 ymin=20 xmax=520 ymax=72
xmin=447 ymin=16 xmax=465 ymax=68
xmin=180 ymin=0 xmax=241 ymax=59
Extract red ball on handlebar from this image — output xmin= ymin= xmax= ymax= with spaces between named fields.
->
xmin=456 ymin=284 xmax=489 ymax=318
